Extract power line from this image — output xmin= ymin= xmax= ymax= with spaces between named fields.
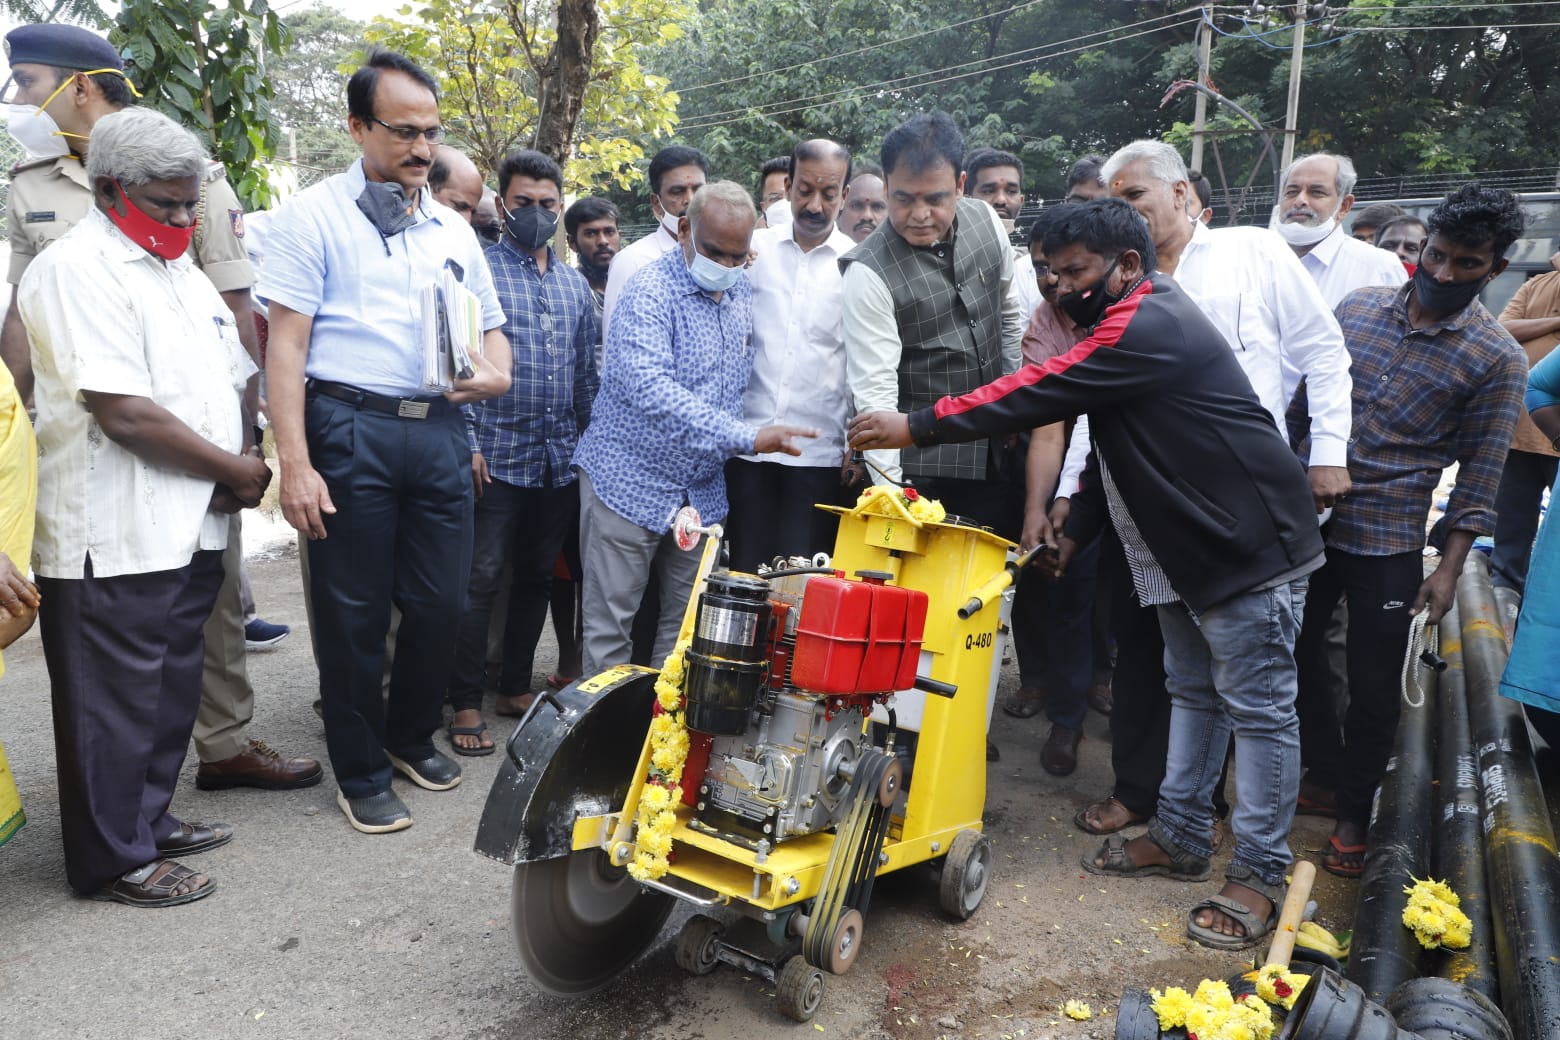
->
xmin=677 ymin=0 xmax=1051 ymax=95
xmin=678 ymin=13 xmax=1200 ymax=133
xmin=677 ymin=10 xmax=1197 ymax=130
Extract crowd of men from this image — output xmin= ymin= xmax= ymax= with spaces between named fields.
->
xmin=0 ymin=28 xmax=1552 ymax=957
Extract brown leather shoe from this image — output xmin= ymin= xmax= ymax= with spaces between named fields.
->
xmin=196 ymin=739 xmax=323 ymax=791
xmin=1040 ymin=724 xmax=1082 ymax=776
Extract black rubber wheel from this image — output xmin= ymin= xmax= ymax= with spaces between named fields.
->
xmin=776 ymin=954 xmax=826 ymax=1022
xmin=674 ymin=914 xmax=724 ymax=976
xmin=938 ymin=829 xmax=991 ymax=920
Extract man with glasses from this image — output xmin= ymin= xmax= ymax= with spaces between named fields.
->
xmin=259 ymin=48 xmax=512 ymax=834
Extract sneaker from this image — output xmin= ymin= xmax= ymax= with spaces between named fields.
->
xmin=385 ymin=749 xmax=462 ymax=791
xmin=244 ymin=618 xmax=291 ymax=651
xmin=336 ymin=789 xmax=413 ymax=834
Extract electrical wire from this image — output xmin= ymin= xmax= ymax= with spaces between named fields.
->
xmin=677 ymin=11 xmax=1199 ymax=132
xmin=677 ymin=0 xmax=1052 ymax=94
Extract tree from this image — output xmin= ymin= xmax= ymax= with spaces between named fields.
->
xmin=364 ymin=0 xmax=688 ymax=193
xmin=112 ymin=0 xmax=286 ymax=208
xmin=268 ymin=4 xmax=366 ymax=171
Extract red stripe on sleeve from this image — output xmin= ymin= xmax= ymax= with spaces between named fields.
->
xmin=935 ymin=278 xmax=1151 ymax=420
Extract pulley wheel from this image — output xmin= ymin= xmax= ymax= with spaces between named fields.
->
xmin=876 ymin=757 xmax=904 ymax=808
xmin=827 ymin=908 xmax=865 ymax=975
xmin=511 ymin=848 xmax=674 ymax=995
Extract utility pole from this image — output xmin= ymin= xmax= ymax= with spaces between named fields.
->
xmin=1190 ymin=3 xmax=1213 ymax=171
xmin=1279 ymin=2 xmax=1307 ymax=173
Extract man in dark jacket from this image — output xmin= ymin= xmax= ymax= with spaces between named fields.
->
xmin=848 ymin=199 xmax=1323 ymax=951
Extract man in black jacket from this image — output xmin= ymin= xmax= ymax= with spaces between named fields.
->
xmin=848 ymin=199 xmax=1323 ymax=951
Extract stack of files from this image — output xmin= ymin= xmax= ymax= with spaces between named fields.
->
xmin=421 ymin=263 xmax=483 ymax=392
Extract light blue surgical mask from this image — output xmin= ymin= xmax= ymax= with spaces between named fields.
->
xmin=688 ymin=249 xmax=744 ymax=293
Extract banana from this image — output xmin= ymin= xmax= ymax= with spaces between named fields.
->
xmin=1296 ymin=921 xmax=1349 ymax=959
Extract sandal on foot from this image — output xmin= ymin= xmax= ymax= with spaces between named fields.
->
xmin=1082 ymin=833 xmax=1212 ymax=882
xmin=1296 ymin=792 xmax=1338 ymax=818
xmin=1001 ymin=686 xmax=1045 ymax=719
xmin=446 ymin=721 xmax=495 ymax=757
xmin=1321 ymin=834 xmax=1366 ymax=878
xmin=1186 ymin=893 xmax=1277 ymax=951
xmin=95 ymin=859 xmax=215 ymax=908
xmin=546 ymin=673 xmax=575 ymax=690
xmin=1074 ymin=796 xmax=1146 ymax=836
xmin=494 ymin=692 xmax=537 ymax=718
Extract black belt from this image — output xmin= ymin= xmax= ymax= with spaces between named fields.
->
xmin=306 ymin=379 xmax=443 ymax=420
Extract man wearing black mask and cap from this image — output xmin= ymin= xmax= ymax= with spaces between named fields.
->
xmin=446 ymin=149 xmax=599 ymax=755
xmin=259 ymin=48 xmax=512 ymax=833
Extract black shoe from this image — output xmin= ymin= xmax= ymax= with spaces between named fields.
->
xmin=385 ymin=749 xmax=462 ymax=791
xmin=1040 ymin=724 xmax=1083 ymax=776
xmin=336 ymin=789 xmax=413 ymax=833
xmin=156 ymin=821 xmax=234 ymax=857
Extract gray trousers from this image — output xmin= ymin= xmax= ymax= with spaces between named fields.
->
xmin=193 ymin=514 xmax=254 ymax=763
xmin=579 ymin=472 xmax=704 ymax=676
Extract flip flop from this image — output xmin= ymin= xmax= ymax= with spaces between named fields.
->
xmin=1321 ymin=834 xmax=1366 ymax=878
xmin=546 ymin=673 xmax=575 ymax=690
xmin=1186 ymin=893 xmax=1279 ymax=951
xmin=446 ymin=722 xmax=495 ymax=757
xmin=1296 ymin=792 xmax=1338 ymax=818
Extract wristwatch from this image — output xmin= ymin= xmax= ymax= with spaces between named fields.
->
xmin=1551 ymin=431 xmax=1560 ymax=453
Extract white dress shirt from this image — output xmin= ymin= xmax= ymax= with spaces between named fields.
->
xmin=738 ymin=224 xmax=858 ymax=468
xmin=1172 ymin=220 xmax=1353 ymax=468
xmin=1013 ymin=249 xmax=1043 ymax=325
xmin=602 ymin=222 xmax=678 ymax=342
xmin=20 ymin=208 xmax=253 ymax=578
xmin=1298 ymin=224 xmax=1407 ymax=309
xmin=842 ymin=204 xmax=1025 ymax=484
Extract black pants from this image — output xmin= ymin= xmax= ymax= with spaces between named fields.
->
xmin=449 ymin=478 xmax=577 ymax=711
xmin=39 ymin=550 xmax=224 ymax=893
xmin=724 ymin=458 xmax=844 ymax=572
xmin=305 ymin=393 xmax=474 ymax=799
xmin=1103 ymin=530 xmax=1229 ymax=819
xmin=1294 ymin=546 xmax=1423 ymax=826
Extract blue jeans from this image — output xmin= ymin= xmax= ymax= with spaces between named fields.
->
xmin=1154 ymin=578 xmax=1308 ymax=887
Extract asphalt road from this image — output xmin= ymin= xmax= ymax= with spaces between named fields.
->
xmin=0 ymin=530 xmax=1351 ymax=1040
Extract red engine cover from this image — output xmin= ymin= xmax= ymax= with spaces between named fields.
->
xmin=790 ymin=573 xmax=928 ymax=695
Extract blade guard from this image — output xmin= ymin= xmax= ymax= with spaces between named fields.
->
xmin=473 ymin=666 xmax=658 ymax=865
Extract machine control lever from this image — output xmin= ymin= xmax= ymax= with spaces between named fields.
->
xmin=956 ymin=544 xmax=1044 ymax=619
xmin=912 ymin=675 xmax=958 ymax=698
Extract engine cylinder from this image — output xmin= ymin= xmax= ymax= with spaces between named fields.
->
xmin=683 ymin=572 xmax=773 ymax=735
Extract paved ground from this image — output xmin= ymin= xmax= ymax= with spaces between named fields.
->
xmin=0 ymin=520 xmax=1353 ymax=1040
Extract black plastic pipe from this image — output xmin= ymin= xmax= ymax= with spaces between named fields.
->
xmin=1429 ymin=600 xmax=1498 ymax=1002
xmin=1459 ymin=555 xmax=1560 ymax=1038
xmin=1345 ymin=606 xmax=1436 ymax=1002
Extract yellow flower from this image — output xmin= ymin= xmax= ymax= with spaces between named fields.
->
xmin=1402 ymin=876 xmax=1472 ymax=949
xmin=1243 ymin=966 xmax=1306 ymax=1010
xmin=638 ymin=820 xmax=674 ymax=858
xmin=906 ymin=497 xmax=946 ymax=523
xmin=1150 ymin=987 xmax=1193 ymax=1030
xmin=639 ymin=784 xmax=672 ymax=814
xmin=1061 ymin=1000 xmax=1091 ymax=1021
xmin=1193 ymin=979 xmax=1235 ymax=1010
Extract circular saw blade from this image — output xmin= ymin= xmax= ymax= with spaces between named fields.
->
xmin=513 ymin=848 xmax=674 ymax=995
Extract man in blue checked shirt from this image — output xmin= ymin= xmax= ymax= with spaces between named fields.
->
xmin=573 ymin=181 xmax=818 ymax=675
xmin=1289 ymin=183 xmax=1528 ymax=879
xmin=446 ymin=149 xmax=599 ymax=755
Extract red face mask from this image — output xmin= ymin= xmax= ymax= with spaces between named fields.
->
xmin=1403 ymin=261 xmax=1417 ymax=277
xmin=104 ymin=180 xmax=196 ymax=260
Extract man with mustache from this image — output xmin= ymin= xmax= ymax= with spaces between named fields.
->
xmin=1375 ymin=215 xmax=1429 ymax=272
xmin=259 ymin=48 xmax=512 ymax=834
xmin=725 ymin=139 xmax=860 ymax=570
xmin=838 ymin=164 xmax=886 ymax=244
xmin=564 ymin=195 xmax=621 ymax=314
xmin=1273 ymin=152 xmax=1405 ymax=309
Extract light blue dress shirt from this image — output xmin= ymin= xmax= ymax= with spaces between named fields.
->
xmin=255 ymin=159 xmax=505 ymax=397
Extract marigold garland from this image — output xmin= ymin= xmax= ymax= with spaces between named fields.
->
xmin=1150 ymin=978 xmax=1277 ymax=1040
xmin=627 ymin=637 xmax=692 ymax=882
xmin=1243 ymin=965 xmax=1310 ymax=1011
xmin=1402 ymin=875 xmax=1473 ymax=950
xmin=857 ymin=483 xmax=947 ymax=524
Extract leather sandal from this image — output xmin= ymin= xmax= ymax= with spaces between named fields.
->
xmin=1082 ymin=832 xmax=1211 ymax=882
xmin=1001 ymin=686 xmax=1045 ymax=719
xmin=1186 ymin=893 xmax=1279 ymax=951
xmin=95 ymin=859 xmax=215 ymax=908
xmin=1074 ymin=796 xmax=1146 ymax=836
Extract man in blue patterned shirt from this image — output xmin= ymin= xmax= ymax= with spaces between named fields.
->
xmin=447 ymin=149 xmax=599 ymax=754
xmin=1290 ymin=183 xmax=1527 ymax=878
xmin=573 ymin=181 xmax=817 ymax=674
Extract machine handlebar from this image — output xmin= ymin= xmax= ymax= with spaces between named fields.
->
xmin=912 ymin=675 xmax=958 ymax=698
xmin=955 ymin=544 xmax=1044 ymax=620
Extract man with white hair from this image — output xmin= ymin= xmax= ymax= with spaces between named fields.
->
xmin=20 ymin=108 xmax=272 ymax=906
xmin=572 ymin=181 xmax=817 ymax=673
xmin=1273 ymin=152 xmax=1405 ymax=308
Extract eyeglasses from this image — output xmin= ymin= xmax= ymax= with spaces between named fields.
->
xmin=369 ymin=117 xmax=444 ymax=143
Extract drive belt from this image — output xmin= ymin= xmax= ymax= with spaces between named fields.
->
xmin=802 ymin=749 xmax=894 ymax=972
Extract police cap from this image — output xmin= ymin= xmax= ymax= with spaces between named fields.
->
xmin=4 ymin=24 xmax=124 ymax=72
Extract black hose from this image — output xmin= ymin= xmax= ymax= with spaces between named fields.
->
xmin=1459 ymin=555 xmax=1560 ymax=1037
xmin=1430 ymin=600 xmax=1498 ymax=1002
xmin=1345 ymin=605 xmax=1436 ymax=1002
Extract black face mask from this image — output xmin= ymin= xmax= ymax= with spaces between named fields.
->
xmin=501 ymin=201 xmax=558 ymax=250
xmin=1056 ymin=259 xmax=1120 ymax=329
xmin=1412 ymin=264 xmax=1487 ymax=316
xmin=355 ymin=180 xmax=417 ymax=238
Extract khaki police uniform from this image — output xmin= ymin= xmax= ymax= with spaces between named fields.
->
xmin=7 ymin=151 xmax=263 ymax=764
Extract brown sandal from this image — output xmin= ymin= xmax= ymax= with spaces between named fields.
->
xmin=95 ymin=859 xmax=215 ymax=908
xmin=1074 ymin=796 xmax=1146 ymax=836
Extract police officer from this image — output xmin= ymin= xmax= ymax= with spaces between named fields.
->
xmin=1 ymin=23 xmax=321 ymax=793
